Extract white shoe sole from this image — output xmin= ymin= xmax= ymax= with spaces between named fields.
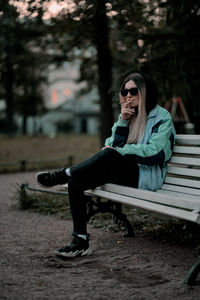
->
xmin=55 ymin=247 xmax=92 ymax=258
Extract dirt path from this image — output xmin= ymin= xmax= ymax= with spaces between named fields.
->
xmin=0 ymin=172 xmax=200 ymax=299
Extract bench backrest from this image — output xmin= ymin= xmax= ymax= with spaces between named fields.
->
xmin=164 ymin=134 xmax=200 ymax=195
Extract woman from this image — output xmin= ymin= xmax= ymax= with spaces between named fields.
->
xmin=36 ymin=72 xmax=175 ymax=258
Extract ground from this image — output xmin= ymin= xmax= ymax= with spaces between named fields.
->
xmin=1 ymin=172 xmax=200 ymax=299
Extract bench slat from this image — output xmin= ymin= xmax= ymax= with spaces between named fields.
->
xmin=175 ymin=135 xmax=200 ymax=145
xmin=167 ymin=166 xmax=200 ymax=178
xmin=173 ymin=146 xmax=200 ymax=155
xmin=85 ymin=188 xmax=200 ymax=224
xmin=90 ymin=183 xmax=200 ymax=211
xmin=83 ymin=135 xmax=200 ymax=226
xmin=165 ymin=176 xmax=200 ymax=188
xmin=161 ymin=183 xmax=200 ymax=196
xmin=169 ymin=156 xmax=200 ymax=166
xmin=157 ymin=188 xmax=200 ymax=200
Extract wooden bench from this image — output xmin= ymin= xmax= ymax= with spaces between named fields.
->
xmin=21 ymin=134 xmax=200 ymax=285
xmin=84 ymin=134 xmax=200 ymax=285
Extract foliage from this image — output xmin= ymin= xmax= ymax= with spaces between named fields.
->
xmin=49 ymin=0 xmax=114 ymax=144
xmin=0 ymin=0 xmax=49 ymax=134
xmin=49 ymin=0 xmax=200 ymax=133
xmin=18 ymin=189 xmax=71 ymax=218
xmin=1 ymin=0 xmax=200 ymax=136
xmin=142 ymin=0 xmax=200 ymax=123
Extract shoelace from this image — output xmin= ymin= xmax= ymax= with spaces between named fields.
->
xmin=53 ymin=169 xmax=66 ymax=183
xmin=48 ymin=169 xmax=63 ymax=184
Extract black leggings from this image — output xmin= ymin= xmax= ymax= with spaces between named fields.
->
xmin=68 ymin=148 xmax=139 ymax=235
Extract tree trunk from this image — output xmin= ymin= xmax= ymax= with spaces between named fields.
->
xmin=22 ymin=113 xmax=27 ymax=135
xmin=5 ymin=43 xmax=14 ymax=135
xmin=3 ymin=2 xmax=15 ymax=135
xmin=93 ymin=0 xmax=114 ymax=146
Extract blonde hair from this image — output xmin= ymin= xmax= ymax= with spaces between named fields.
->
xmin=120 ymin=73 xmax=147 ymax=144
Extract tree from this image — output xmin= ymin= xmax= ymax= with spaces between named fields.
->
xmin=48 ymin=0 xmax=114 ymax=145
xmin=140 ymin=0 xmax=200 ymax=132
xmin=0 ymin=1 xmax=18 ymax=134
xmin=4 ymin=0 xmax=199 ymax=137
xmin=0 ymin=0 xmax=49 ymax=134
xmin=49 ymin=0 xmax=148 ymax=144
xmin=93 ymin=0 xmax=113 ymax=145
xmin=15 ymin=55 xmax=47 ymax=134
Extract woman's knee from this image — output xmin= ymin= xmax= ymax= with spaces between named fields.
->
xmin=101 ymin=147 xmax=121 ymax=161
xmin=102 ymin=147 xmax=117 ymax=155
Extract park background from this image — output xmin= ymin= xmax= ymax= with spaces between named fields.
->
xmin=1 ymin=0 xmax=200 ymax=171
xmin=1 ymin=0 xmax=200 ymax=141
xmin=1 ymin=2 xmax=200 ymax=298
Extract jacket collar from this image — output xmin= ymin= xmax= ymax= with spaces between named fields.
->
xmin=147 ymin=105 xmax=158 ymax=119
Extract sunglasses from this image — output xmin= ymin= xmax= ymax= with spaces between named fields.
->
xmin=121 ymin=87 xmax=138 ymax=97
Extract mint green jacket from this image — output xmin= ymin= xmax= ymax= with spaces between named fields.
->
xmin=105 ymin=105 xmax=176 ymax=191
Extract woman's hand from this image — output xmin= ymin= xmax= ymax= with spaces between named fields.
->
xmin=102 ymin=146 xmax=115 ymax=150
xmin=121 ymin=100 xmax=135 ymax=120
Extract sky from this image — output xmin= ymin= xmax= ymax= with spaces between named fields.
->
xmin=9 ymin=0 xmax=120 ymax=19
xmin=9 ymin=0 xmax=76 ymax=19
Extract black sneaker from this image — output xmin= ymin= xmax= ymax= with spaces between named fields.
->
xmin=55 ymin=235 xmax=92 ymax=258
xmin=36 ymin=168 xmax=68 ymax=188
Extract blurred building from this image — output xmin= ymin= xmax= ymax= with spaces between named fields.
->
xmin=38 ymin=88 xmax=99 ymax=136
xmin=15 ymin=61 xmax=100 ymax=135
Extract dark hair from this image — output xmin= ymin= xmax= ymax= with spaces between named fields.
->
xmin=121 ymin=72 xmax=158 ymax=114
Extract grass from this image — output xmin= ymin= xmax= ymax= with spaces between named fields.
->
xmin=18 ymin=188 xmax=71 ymax=219
xmin=0 ymin=134 xmax=100 ymax=172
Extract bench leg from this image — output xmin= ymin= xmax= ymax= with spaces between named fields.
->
xmin=113 ymin=202 xmax=135 ymax=237
xmin=184 ymin=256 xmax=200 ymax=285
xmin=86 ymin=196 xmax=135 ymax=237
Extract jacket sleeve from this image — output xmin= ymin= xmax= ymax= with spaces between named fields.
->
xmin=105 ymin=115 xmax=129 ymax=147
xmin=115 ymin=111 xmax=174 ymax=164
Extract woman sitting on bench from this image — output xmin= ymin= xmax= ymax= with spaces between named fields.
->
xmin=36 ymin=72 xmax=175 ymax=258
